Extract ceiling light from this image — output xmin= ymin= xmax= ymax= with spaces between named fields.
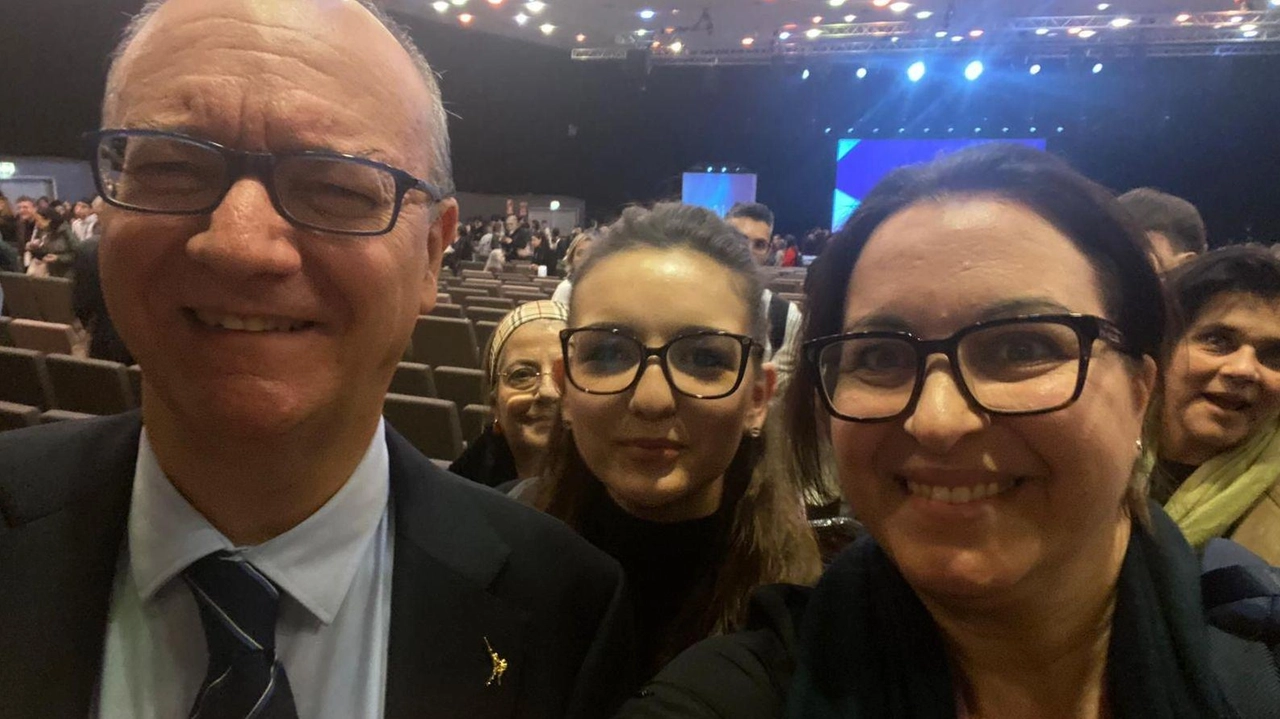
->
xmin=844 ymin=14 xmax=857 ymax=22
xmin=1029 ymin=63 xmax=1042 ymax=74
xmin=1068 ymin=27 xmax=1082 ymax=34
xmin=488 ymin=0 xmax=504 ymax=4
xmin=856 ymin=66 xmax=868 ymax=78
xmin=873 ymin=0 xmax=891 ymax=6
xmin=741 ymin=36 xmax=755 ymax=46
xmin=539 ymin=22 xmax=554 ymax=34
xmin=1093 ymin=62 xmax=1104 ymax=73
xmin=1243 ymin=29 xmax=1260 ymax=37
xmin=514 ymin=12 xmax=528 ymax=25
xmin=1078 ymin=29 xmax=1097 ymax=38
xmin=1110 ymin=17 xmax=1133 ymax=27
xmin=778 ymin=30 xmax=792 ymax=39
xmin=635 ymin=28 xmax=648 ymax=36
xmin=450 ymin=0 xmax=467 ymax=5
xmin=916 ymin=10 xmax=933 ymax=19
xmin=935 ymin=30 xmax=947 ymax=37
xmin=668 ymin=39 xmax=682 ymax=52
xmin=828 ymin=0 xmax=846 ymax=6
xmin=638 ymin=8 xmax=656 ymax=20
xmin=964 ymin=60 xmax=984 ymax=80
xmin=950 ymin=35 xmax=963 ymax=42
xmin=1240 ymin=23 xmax=1258 ymax=31
xmin=1097 ymin=2 xmax=1110 ymax=9
xmin=907 ymin=61 xmax=926 ymax=81
xmin=1035 ymin=27 xmax=1050 ymax=35
xmin=891 ymin=36 xmax=900 ymax=42
xmin=1176 ymin=13 xmax=1192 ymax=22
xmin=1230 ymin=15 xmax=1244 ymax=23
xmin=432 ymin=1 xmax=449 ymax=12
xmin=575 ymin=33 xmax=586 ymax=42
xmin=525 ymin=1 xmax=546 ymax=14
xmin=889 ymin=2 xmax=911 ymax=12
xmin=458 ymin=12 xmax=474 ymax=23
xmin=969 ymin=29 xmax=984 ymax=37
xmin=802 ymin=68 xmax=810 ymax=79
xmin=812 ymin=16 xmax=824 ymax=23
xmin=806 ymin=28 xmax=823 ymax=38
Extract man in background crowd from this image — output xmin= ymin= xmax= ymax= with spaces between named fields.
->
xmin=71 ymin=198 xmax=99 ymax=242
xmin=1118 ymin=187 xmax=1208 ymax=272
xmin=502 ymin=212 xmax=532 ymax=259
xmin=725 ymin=201 xmax=803 ymax=393
xmin=0 ymin=1 xmax=631 ymax=717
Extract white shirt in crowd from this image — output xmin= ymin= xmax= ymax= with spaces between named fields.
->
xmin=72 ymin=214 xmax=98 ymax=242
xmin=761 ymin=289 xmax=803 ymax=396
xmin=97 ymin=422 xmax=394 ymax=719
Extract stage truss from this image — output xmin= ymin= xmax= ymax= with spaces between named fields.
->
xmin=571 ymin=10 xmax=1280 ymax=65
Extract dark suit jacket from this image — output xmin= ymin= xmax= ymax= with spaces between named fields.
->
xmin=0 ymin=412 xmax=635 ymax=718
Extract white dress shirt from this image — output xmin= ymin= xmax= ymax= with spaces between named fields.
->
xmin=760 ymin=289 xmax=803 ymax=397
xmin=97 ymin=422 xmax=394 ymax=719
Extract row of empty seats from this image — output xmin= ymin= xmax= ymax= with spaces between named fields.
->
xmin=0 ymin=272 xmax=76 ymax=324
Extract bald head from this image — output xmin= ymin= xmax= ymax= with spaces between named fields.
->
xmin=104 ymin=0 xmax=453 ymax=194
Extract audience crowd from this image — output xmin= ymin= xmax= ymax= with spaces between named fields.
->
xmin=1 ymin=1 xmax=1277 ymax=718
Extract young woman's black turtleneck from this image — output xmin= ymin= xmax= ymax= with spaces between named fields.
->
xmin=579 ymin=489 xmax=730 ymax=677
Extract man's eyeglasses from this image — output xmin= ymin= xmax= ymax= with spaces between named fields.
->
xmin=804 ymin=314 xmax=1133 ymax=423
xmin=561 ymin=327 xmax=760 ymax=400
xmin=87 ymin=129 xmax=449 ymax=236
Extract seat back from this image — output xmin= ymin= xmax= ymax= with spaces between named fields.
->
xmin=389 ymin=362 xmax=437 ymax=398
xmin=409 ymin=316 xmax=479 ymax=369
xmin=428 ymin=303 xmax=466 ymax=319
xmin=434 ymin=366 xmax=487 ymax=409
xmin=0 ymin=272 xmax=41 ymax=320
xmin=460 ymin=404 xmax=493 ymax=444
xmin=461 ymin=306 xmax=510 ymax=325
xmin=474 ymin=321 xmax=500 ymax=357
xmin=8 ymin=319 xmax=76 ymax=355
xmin=40 ymin=409 xmax=97 ymax=424
xmin=44 ymin=354 xmax=137 ymax=415
xmin=463 ymin=296 xmax=516 ymax=312
xmin=0 ymin=316 xmax=13 ymax=347
xmin=0 ymin=347 xmax=56 ymax=409
xmin=383 ymin=394 xmax=464 ymax=461
xmin=0 ymin=401 xmax=41 ymax=432
xmin=31 ymin=276 xmax=75 ymax=324
xmin=127 ymin=365 xmax=143 ymax=404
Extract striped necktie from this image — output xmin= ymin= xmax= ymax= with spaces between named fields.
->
xmin=182 ymin=551 xmax=299 ymax=719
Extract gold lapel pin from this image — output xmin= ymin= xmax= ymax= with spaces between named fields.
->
xmin=484 ymin=636 xmax=508 ymax=687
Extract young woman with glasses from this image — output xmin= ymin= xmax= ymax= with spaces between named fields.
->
xmin=524 ymin=203 xmax=821 ymax=680
xmin=616 ymin=146 xmax=1280 ymax=718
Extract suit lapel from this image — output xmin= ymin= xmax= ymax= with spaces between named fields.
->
xmin=0 ymin=413 xmax=139 ymax=717
xmin=384 ymin=428 xmax=526 ymax=719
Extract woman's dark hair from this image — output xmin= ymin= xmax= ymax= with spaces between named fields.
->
xmin=786 ymin=143 xmax=1166 ymax=520
xmin=537 ymin=202 xmax=820 ymax=671
xmin=1163 ymin=245 xmax=1280 ymax=345
xmin=36 ymin=206 xmax=66 ymax=232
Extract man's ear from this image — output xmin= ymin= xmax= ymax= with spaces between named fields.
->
xmin=745 ymin=362 xmax=778 ymax=432
xmin=419 ymin=198 xmax=458 ymax=315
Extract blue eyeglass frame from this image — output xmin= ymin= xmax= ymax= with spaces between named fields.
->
xmin=802 ymin=313 xmax=1134 ymax=423
xmin=86 ymin=128 xmax=450 ymax=237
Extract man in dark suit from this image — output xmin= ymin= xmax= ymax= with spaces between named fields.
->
xmin=0 ymin=1 xmax=632 ymax=717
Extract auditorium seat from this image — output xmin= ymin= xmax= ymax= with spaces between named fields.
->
xmin=0 ymin=272 xmax=41 ymax=320
xmin=428 ymin=303 xmax=466 ymax=319
xmin=501 ymin=289 xmax=546 ymax=304
xmin=0 ymin=401 xmax=41 ymax=432
xmin=40 ymin=409 xmax=97 ymax=424
xmin=434 ymin=366 xmax=486 ymax=409
xmin=128 ymin=365 xmax=143 ymax=403
xmin=409 ymin=316 xmax=479 ymax=369
xmin=447 ymin=287 xmax=491 ymax=305
xmin=8 ymin=319 xmax=76 ymax=355
xmin=463 ymin=306 xmax=510 ymax=325
xmin=0 ymin=347 xmax=56 ymax=409
xmin=534 ymin=278 xmax=562 ymax=293
xmin=460 ymin=404 xmax=493 ymax=444
xmin=0 ymin=316 xmax=12 ymax=346
xmin=457 ymin=261 xmax=486 ymax=273
xmin=389 ymin=362 xmax=437 ymax=398
xmin=463 ymin=296 xmax=515 ymax=312
xmin=31 ymin=276 xmax=75 ymax=324
xmin=460 ymin=269 xmax=493 ymax=281
xmin=474 ymin=321 xmax=499 ymax=356
xmin=44 ymin=354 xmax=137 ymax=415
xmin=436 ymin=292 xmax=452 ymax=304
xmin=383 ymin=394 xmax=464 ymax=461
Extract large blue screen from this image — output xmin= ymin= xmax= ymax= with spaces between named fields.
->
xmin=683 ymin=173 xmax=758 ymax=218
xmin=833 ymin=139 xmax=1046 ymax=231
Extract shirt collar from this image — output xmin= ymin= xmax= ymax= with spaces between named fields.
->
xmin=128 ymin=420 xmax=391 ymax=625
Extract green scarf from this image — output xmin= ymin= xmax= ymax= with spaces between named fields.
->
xmin=1164 ymin=414 xmax=1280 ymax=549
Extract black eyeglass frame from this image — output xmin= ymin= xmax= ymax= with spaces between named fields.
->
xmin=560 ymin=327 xmax=761 ymax=400
xmin=803 ymin=313 xmax=1133 ymax=423
xmin=86 ymin=128 xmax=450 ymax=237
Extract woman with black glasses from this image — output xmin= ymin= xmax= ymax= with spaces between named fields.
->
xmin=616 ymin=146 xmax=1280 ymax=719
xmin=522 ymin=203 xmax=821 ymax=681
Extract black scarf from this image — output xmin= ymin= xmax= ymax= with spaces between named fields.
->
xmin=787 ymin=503 xmax=1238 ymax=718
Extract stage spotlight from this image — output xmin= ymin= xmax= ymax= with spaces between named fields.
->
xmin=1029 ymin=126 xmax=1037 ymax=133
xmin=525 ymin=1 xmax=545 ymax=13
xmin=964 ymin=60 xmax=984 ymax=81
xmin=1092 ymin=62 xmax=1104 ymax=73
xmin=935 ymin=30 xmax=948 ymax=37
xmin=669 ymin=40 xmax=683 ymax=52
xmin=844 ymin=14 xmax=858 ymax=21
xmin=889 ymin=2 xmax=911 ymax=12
xmin=1036 ymin=28 xmax=1050 ymax=35
xmin=947 ymin=127 xmax=955 ymax=133
xmin=806 ymin=28 xmax=823 ymax=38
xmin=898 ymin=128 xmax=906 ymax=133
xmin=824 ymin=127 xmax=832 ymax=134
xmin=1097 ymin=2 xmax=1110 ymax=9
xmin=720 ymin=166 xmax=728 ymax=173
xmin=458 ymin=12 xmax=474 ymax=23
xmin=1176 ymin=13 xmax=1192 ymax=22
xmin=550 ymin=200 xmax=561 ymax=211
xmin=779 ymin=31 xmax=792 ymax=39
xmin=974 ymin=127 xmax=982 ymax=133
xmin=873 ymin=0 xmax=891 ymax=6
xmin=856 ymin=66 xmax=869 ymax=79
xmin=802 ymin=68 xmax=811 ymax=80
xmin=639 ymin=8 xmax=656 ymax=20
xmin=539 ymin=22 xmax=555 ymax=35
xmin=828 ymin=0 xmax=846 ymax=5
xmin=1001 ymin=127 xmax=1009 ymax=133
xmin=1056 ymin=126 xmax=1065 ymax=133
xmin=741 ymin=36 xmax=755 ymax=46
xmin=916 ymin=10 xmax=934 ymax=18
xmin=1110 ymin=17 xmax=1133 ymax=27
xmin=1029 ymin=63 xmax=1042 ymax=75
xmin=432 ymin=1 xmax=449 ymax=12
xmin=1078 ymin=29 xmax=1097 ymax=38
xmin=576 ymin=33 xmax=586 ymax=42
xmin=514 ymin=11 xmax=529 ymax=24
xmin=907 ymin=61 xmax=926 ymax=82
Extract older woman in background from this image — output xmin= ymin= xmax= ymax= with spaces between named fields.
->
xmin=1155 ymin=245 xmax=1280 ymax=564
xmin=449 ymin=300 xmax=569 ymax=487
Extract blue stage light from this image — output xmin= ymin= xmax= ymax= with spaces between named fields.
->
xmin=907 ymin=61 xmax=926 ymax=82
xmin=964 ymin=60 xmax=984 ymax=81
xmin=1029 ymin=63 xmax=1042 ymax=75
